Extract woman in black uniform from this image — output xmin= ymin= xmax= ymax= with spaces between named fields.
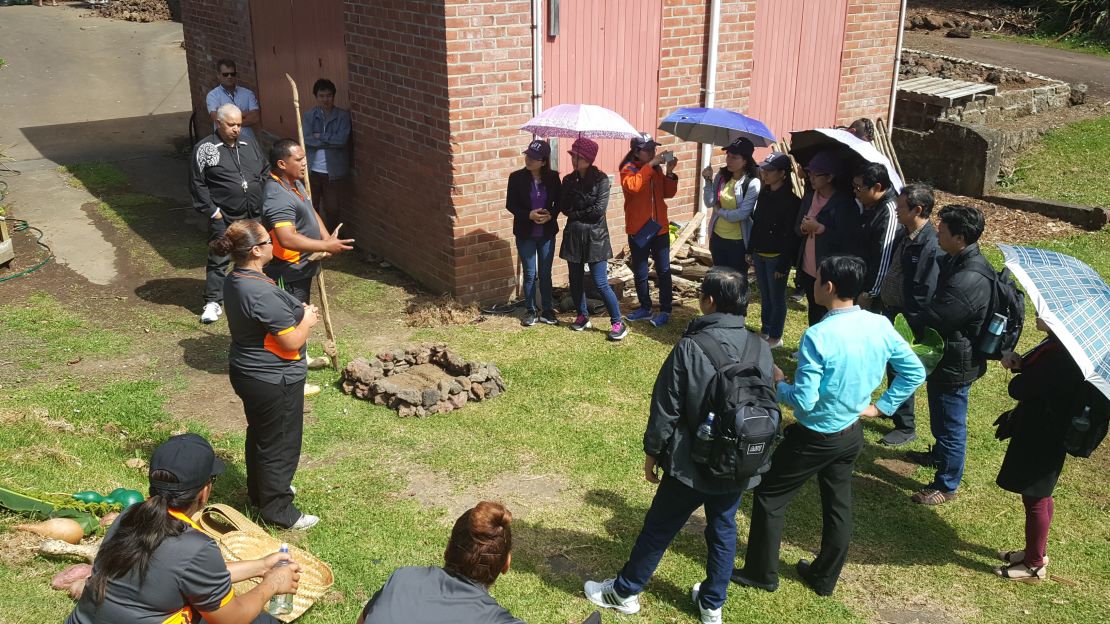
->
xmin=67 ymin=433 xmax=300 ymax=624
xmin=213 ymin=219 xmax=320 ymax=530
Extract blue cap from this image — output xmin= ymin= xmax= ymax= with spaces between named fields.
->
xmin=523 ymin=139 xmax=551 ymax=161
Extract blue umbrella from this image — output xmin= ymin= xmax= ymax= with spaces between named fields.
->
xmin=657 ymin=107 xmax=776 ymax=148
xmin=999 ymin=244 xmax=1110 ymax=400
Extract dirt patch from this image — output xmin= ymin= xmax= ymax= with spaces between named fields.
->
xmin=397 ymin=466 xmax=570 ymax=523
xmin=875 ymin=606 xmax=964 ymax=624
xmin=932 ymin=191 xmax=1084 ymax=244
xmin=873 ymin=457 xmax=920 ymax=479
xmin=164 ymin=370 xmax=244 ymax=433
xmin=96 ymin=0 xmax=172 ymax=23
xmin=0 ymin=530 xmax=45 ymax=568
xmin=405 ymin=295 xmax=484 ymax=328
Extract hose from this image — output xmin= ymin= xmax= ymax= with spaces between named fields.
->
xmin=0 ymin=217 xmax=53 ymax=283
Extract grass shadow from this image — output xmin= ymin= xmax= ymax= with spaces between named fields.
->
xmin=179 ymin=333 xmax=230 ymax=375
xmin=135 ymin=277 xmax=207 ymax=312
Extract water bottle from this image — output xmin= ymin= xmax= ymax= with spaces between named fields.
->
xmin=978 ymin=312 xmax=1007 ymax=355
xmin=1064 ymin=406 xmax=1091 ymax=455
xmin=267 ymin=543 xmax=294 ymax=615
xmin=691 ymin=412 xmax=715 ymax=465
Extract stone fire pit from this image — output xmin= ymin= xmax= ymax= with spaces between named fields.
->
xmin=340 ymin=343 xmax=505 ymax=417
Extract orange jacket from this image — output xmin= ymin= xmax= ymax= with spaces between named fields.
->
xmin=619 ymin=161 xmax=678 ymax=236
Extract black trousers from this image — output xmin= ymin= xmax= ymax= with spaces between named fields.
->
xmin=740 ymin=420 xmax=863 ymax=594
xmin=796 ymin=271 xmax=827 ymax=327
xmin=205 ymin=215 xmax=232 ymax=304
xmin=282 ymin=277 xmax=313 ymax=305
xmin=230 ymin=374 xmax=305 ymax=528
xmin=881 ymin=306 xmax=916 ymax=432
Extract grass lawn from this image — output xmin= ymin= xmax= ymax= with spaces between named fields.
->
xmin=985 ymin=33 xmax=1110 ymax=58
xmin=1 ymin=219 xmax=1109 ymax=622
xmin=1002 ymin=114 xmax=1110 ymax=207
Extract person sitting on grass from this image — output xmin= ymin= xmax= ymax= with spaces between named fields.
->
xmin=66 ymin=433 xmax=300 ymax=624
xmin=358 ymin=501 xmax=524 ymax=624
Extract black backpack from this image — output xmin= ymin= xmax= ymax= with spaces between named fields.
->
xmin=688 ymin=331 xmax=781 ymax=484
xmin=968 ymin=264 xmax=1025 ymax=360
xmin=1064 ymin=382 xmax=1110 ymax=458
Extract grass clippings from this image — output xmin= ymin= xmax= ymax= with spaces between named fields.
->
xmin=405 ymin=295 xmax=484 ymax=328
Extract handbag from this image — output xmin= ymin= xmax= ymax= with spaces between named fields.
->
xmin=631 ymin=174 xmax=663 ymax=248
xmin=993 ymin=408 xmax=1016 ymax=440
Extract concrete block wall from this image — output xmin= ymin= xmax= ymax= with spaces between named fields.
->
xmin=180 ymin=0 xmax=257 ymax=138
xmin=343 ymin=1 xmax=456 ymax=294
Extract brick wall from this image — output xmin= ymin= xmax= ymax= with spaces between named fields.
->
xmin=836 ymin=0 xmax=903 ymax=125
xmin=443 ymin=0 xmax=534 ymax=302
xmin=343 ymin=1 xmax=456 ymax=293
xmin=180 ymin=0 xmax=257 ymax=138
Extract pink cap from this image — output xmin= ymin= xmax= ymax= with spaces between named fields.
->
xmin=568 ymin=137 xmax=599 ymax=164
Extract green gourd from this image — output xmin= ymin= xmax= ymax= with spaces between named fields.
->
xmin=109 ymin=489 xmax=145 ymax=509
xmin=71 ymin=491 xmax=105 ymax=504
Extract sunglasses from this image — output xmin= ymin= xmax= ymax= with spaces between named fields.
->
xmin=256 ymin=238 xmax=272 ymax=247
xmin=852 ymin=184 xmax=871 ymax=192
xmin=221 ymin=72 xmax=237 ymax=77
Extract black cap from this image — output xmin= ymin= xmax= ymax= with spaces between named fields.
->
xmin=149 ymin=433 xmax=226 ymax=492
xmin=759 ymin=153 xmax=792 ymax=171
xmin=722 ymin=137 xmax=755 ymax=159
xmin=523 ymin=139 xmax=551 ymax=161
xmin=630 ymin=132 xmax=661 ymax=151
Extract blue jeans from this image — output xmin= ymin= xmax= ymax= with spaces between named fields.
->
xmin=613 ymin=476 xmax=743 ymax=610
xmin=709 ymin=233 xmax=747 ymax=277
xmin=567 ymin=260 xmax=621 ymax=324
xmin=927 ymin=381 xmax=971 ymax=493
xmin=516 ymin=236 xmax=555 ymax=312
xmin=628 ymin=234 xmax=672 ymax=313
xmin=753 ymin=254 xmax=789 ymax=339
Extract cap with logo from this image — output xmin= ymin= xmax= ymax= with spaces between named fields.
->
xmin=629 ymin=132 xmax=661 ymax=152
xmin=149 ymin=433 xmax=226 ymax=494
xmin=523 ymin=139 xmax=551 ymax=161
xmin=722 ymin=136 xmax=755 ymax=159
xmin=759 ymin=153 xmax=793 ymax=171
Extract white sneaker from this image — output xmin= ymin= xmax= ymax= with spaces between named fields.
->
xmin=766 ymin=338 xmax=784 ymax=349
xmin=691 ymin=583 xmax=722 ymax=624
xmin=200 ymin=302 xmax=222 ymax=324
xmin=583 ymin=578 xmax=640 ymax=615
xmin=289 ymin=513 xmax=319 ymax=530
xmin=304 ymin=383 xmax=321 ymax=397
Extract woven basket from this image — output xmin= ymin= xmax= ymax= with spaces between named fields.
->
xmin=191 ymin=505 xmax=334 ymax=622
xmin=217 ymin=530 xmax=334 ymax=622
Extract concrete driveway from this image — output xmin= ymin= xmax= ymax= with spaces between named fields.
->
xmin=0 ymin=5 xmax=191 ymax=284
xmin=905 ymin=31 xmax=1110 ymax=101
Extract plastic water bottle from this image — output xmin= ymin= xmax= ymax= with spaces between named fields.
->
xmin=267 ymin=543 xmax=294 ymax=615
xmin=978 ymin=312 xmax=1007 ymax=355
xmin=691 ymin=412 xmax=715 ymax=464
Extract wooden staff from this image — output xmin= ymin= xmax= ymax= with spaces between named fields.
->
xmin=778 ymin=139 xmax=805 ymax=198
xmin=286 ymin=73 xmax=340 ymax=370
xmin=876 ymin=118 xmax=906 ymax=183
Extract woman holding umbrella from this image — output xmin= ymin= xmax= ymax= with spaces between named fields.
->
xmin=993 ymin=317 xmax=1086 ymax=582
xmin=701 ymin=136 xmax=761 ymax=279
xmin=559 ymin=138 xmax=627 ymax=341
xmin=794 ymin=149 xmax=860 ymax=326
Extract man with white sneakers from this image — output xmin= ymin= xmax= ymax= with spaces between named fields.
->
xmin=191 ymin=103 xmax=268 ymax=324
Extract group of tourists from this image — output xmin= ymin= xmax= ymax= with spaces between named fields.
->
xmin=65 ymin=60 xmax=1092 ymax=624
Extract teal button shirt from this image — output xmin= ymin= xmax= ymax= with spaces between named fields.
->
xmin=778 ymin=306 xmax=926 ymax=434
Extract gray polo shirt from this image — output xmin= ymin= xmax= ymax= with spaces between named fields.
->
xmin=261 ymin=175 xmax=322 ymax=285
xmin=66 ymin=509 xmax=233 ymax=624
xmin=361 ymin=566 xmax=525 ymax=624
xmin=224 ymin=268 xmax=308 ymax=384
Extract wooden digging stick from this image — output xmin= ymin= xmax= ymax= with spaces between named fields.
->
xmin=286 ymin=73 xmax=340 ymax=370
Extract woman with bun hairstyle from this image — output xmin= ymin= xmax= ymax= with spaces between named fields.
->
xmin=358 ymin=501 xmax=523 ymax=624
xmin=214 ymin=219 xmax=320 ymax=531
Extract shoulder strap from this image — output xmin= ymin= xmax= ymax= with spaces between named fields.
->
xmin=741 ymin=176 xmax=752 ymax=199
xmin=691 ymin=330 xmax=755 ymax=371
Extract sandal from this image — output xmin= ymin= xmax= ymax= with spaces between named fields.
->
xmin=995 ymin=561 xmax=1046 ymax=582
xmin=910 ymin=488 xmax=957 ymax=505
xmin=996 ymin=550 xmax=1050 ymax=565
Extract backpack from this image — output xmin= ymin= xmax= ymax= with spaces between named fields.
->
xmin=688 ymin=331 xmax=781 ymax=484
xmin=1064 ymin=382 xmax=1110 ymax=458
xmin=968 ymin=264 xmax=1025 ymax=360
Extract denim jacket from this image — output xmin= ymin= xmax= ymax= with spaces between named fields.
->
xmin=302 ymin=106 xmax=351 ymax=180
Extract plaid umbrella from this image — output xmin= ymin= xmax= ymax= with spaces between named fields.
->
xmin=999 ymin=244 xmax=1110 ymax=400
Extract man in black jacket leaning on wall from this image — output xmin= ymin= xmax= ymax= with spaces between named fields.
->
xmin=876 ymin=184 xmax=942 ymax=446
xmin=906 ymin=204 xmax=992 ymax=505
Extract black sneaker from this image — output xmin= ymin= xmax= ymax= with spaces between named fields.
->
xmin=521 ymin=311 xmax=538 ymax=327
xmin=570 ymin=314 xmax=592 ymax=331
xmin=539 ymin=309 xmax=559 ymax=325
xmin=880 ymin=429 xmax=917 ymax=446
